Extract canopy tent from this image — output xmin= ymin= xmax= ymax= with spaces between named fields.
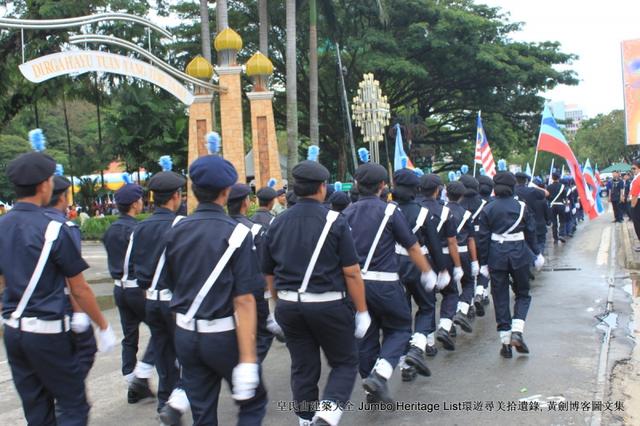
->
xmin=600 ymin=162 xmax=631 ymax=173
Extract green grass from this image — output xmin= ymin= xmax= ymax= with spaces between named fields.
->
xmin=80 ymin=213 xmax=151 ymax=240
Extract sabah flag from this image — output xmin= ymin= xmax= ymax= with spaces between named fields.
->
xmin=583 ymin=159 xmax=604 ymax=215
xmin=537 ymin=105 xmax=598 ymax=219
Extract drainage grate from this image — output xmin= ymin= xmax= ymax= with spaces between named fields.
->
xmin=541 ymin=267 xmax=581 ymax=272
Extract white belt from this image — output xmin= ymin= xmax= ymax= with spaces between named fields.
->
xmin=551 ymin=202 xmax=564 ymax=206
xmin=491 ymin=232 xmax=525 ymax=243
xmin=146 ymin=288 xmax=173 ymax=301
xmin=175 ymin=313 xmax=235 ymax=333
xmin=474 ymin=225 xmax=480 ymax=232
xmin=263 ymin=291 xmax=272 ymax=300
xmin=443 ymin=246 xmax=468 ymax=254
xmin=277 ymin=290 xmax=345 ymax=303
xmin=3 ymin=315 xmax=70 ymax=334
xmin=395 ymin=245 xmax=429 ymax=256
xmin=361 ymin=271 xmax=400 ymax=282
xmin=114 ymin=279 xmax=139 ymax=288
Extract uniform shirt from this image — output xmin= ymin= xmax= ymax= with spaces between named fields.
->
xmin=103 ymin=214 xmax=138 ymax=280
xmin=261 ymin=198 xmax=358 ymax=293
xmin=460 ymin=192 xmax=486 ymax=232
xmin=623 ymin=179 xmax=631 ymax=202
xmin=533 ymin=196 xmax=552 ymax=234
xmin=165 ymin=203 xmax=260 ymax=319
xmin=43 ymin=206 xmax=81 ymax=251
xmin=396 ymin=200 xmax=447 ymax=271
xmin=446 ymin=201 xmax=475 ymax=246
xmin=515 ymin=184 xmax=546 ymax=227
xmin=547 ymin=182 xmax=567 ymax=205
xmin=420 ymin=198 xmax=458 ymax=250
xmin=609 ymin=178 xmax=624 ymax=202
xmin=0 ymin=202 xmax=88 ymax=320
xmin=343 ymin=196 xmax=416 ymax=273
xmin=251 ymin=208 xmax=276 ymax=229
xmin=231 ymin=213 xmax=267 ymax=294
xmin=130 ymin=207 xmax=177 ymax=290
xmin=477 ymin=197 xmax=539 ymax=271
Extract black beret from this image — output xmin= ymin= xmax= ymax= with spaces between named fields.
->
xmin=493 ymin=171 xmax=516 ymax=187
xmin=148 ymin=171 xmax=186 ymax=193
xmin=420 ymin=173 xmax=443 ymax=191
xmin=552 ymin=172 xmax=560 ymax=180
xmin=393 ymin=169 xmax=420 ymax=187
xmin=355 ymin=163 xmax=388 ymax=185
xmin=256 ymin=186 xmax=277 ymax=201
xmin=325 ymin=183 xmax=335 ymax=199
xmin=477 ymin=175 xmax=494 ymax=188
xmin=286 ymin=190 xmax=298 ymax=206
xmin=7 ymin=152 xmax=56 ymax=186
xmin=115 ymin=183 xmax=143 ymax=205
xmin=228 ymin=183 xmax=251 ymax=201
xmin=515 ymin=172 xmax=530 ymax=180
xmin=189 ymin=155 xmax=238 ymax=191
xmin=292 ymin=160 xmax=330 ymax=183
xmin=459 ymin=175 xmax=479 ymax=192
xmin=276 ymin=188 xmax=286 ymax=197
xmin=52 ymin=176 xmax=71 ymax=194
xmin=329 ymin=191 xmax=351 ymax=210
xmin=446 ymin=181 xmax=466 ymax=199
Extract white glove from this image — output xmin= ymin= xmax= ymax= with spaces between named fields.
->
xmin=354 ymin=311 xmax=372 ymax=338
xmin=534 ymin=254 xmax=545 ymax=271
xmin=71 ymin=312 xmax=91 ymax=333
xmin=436 ymin=270 xmax=451 ymax=290
xmin=470 ymin=261 xmax=480 ymax=278
xmin=420 ymin=270 xmax=438 ymax=292
xmin=266 ymin=313 xmax=285 ymax=341
xmin=480 ymin=265 xmax=490 ymax=279
xmin=565 ymin=206 xmax=570 ymax=213
xmin=232 ymin=363 xmax=260 ymax=401
xmin=571 ymin=208 xmax=576 ymax=215
xmin=575 ymin=203 xmax=580 ymax=209
xmin=453 ymin=266 xmax=464 ymax=283
xmin=97 ymin=324 xmax=116 ymax=353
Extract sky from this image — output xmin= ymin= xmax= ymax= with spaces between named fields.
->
xmin=482 ymin=0 xmax=640 ymax=118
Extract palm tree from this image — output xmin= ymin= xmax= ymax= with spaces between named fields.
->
xmin=199 ymin=0 xmax=212 ymax=61
xmin=258 ymin=0 xmax=268 ymax=56
xmin=309 ymin=0 xmax=319 ymax=149
xmin=216 ymin=0 xmax=228 ymax=31
xmin=286 ymin=0 xmax=298 ymax=182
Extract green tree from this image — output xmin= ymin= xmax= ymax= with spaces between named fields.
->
xmin=573 ymin=110 xmax=637 ymax=168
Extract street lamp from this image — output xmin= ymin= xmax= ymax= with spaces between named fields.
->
xmin=351 ymin=73 xmax=390 ymax=163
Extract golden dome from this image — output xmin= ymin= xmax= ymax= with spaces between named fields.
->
xmin=214 ymin=28 xmax=243 ymax=52
xmin=185 ymin=55 xmax=214 ymax=80
xmin=246 ymin=52 xmax=274 ymax=77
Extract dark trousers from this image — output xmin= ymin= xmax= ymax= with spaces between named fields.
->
xmin=489 ymin=265 xmax=532 ymax=332
xmin=458 ymin=252 xmax=474 ymax=305
xmin=400 ymin=258 xmax=435 ymax=336
xmin=275 ymin=299 xmax=358 ymax=421
xmin=358 ymin=281 xmax=411 ymax=378
xmin=113 ymin=286 xmax=155 ymax=376
xmin=256 ymin=293 xmax=274 ymax=363
xmin=146 ymin=299 xmax=180 ymax=411
xmin=536 ymin=228 xmax=547 ymax=255
xmin=551 ymin=205 xmax=566 ymax=240
xmin=477 ymin=273 xmax=490 ymax=291
xmin=4 ymin=327 xmax=89 ymax=426
xmin=71 ymin=329 xmax=97 ymax=380
xmin=175 ymin=327 xmax=267 ymax=426
xmin=612 ymin=200 xmax=623 ymax=222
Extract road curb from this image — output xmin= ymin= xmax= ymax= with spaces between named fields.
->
xmin=621 ymin=222 xmax=640 ymax=270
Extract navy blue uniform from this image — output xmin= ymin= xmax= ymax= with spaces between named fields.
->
xmin=130 ymin=207 xmax=181 ymax=411
xmin=166 ymin=203 xmax=267 ymax=426
xmin=231 ymin=213 xmax=273 ymax=363
xmin=477 ymin=197 xmax=539 ymax=333
xmin=343 ymin=196 xmax=416 ymax=378
xmin=262 ymin=198 xmax=359 ymax=422
xmin=2 ymin=203 xmax=90 ymax=425
xmin=531 ymin=192 xmax=551 ymax=255
xmin=43 ymin=207 xmax=97 ymax=381
xmin=515 ymin=184 xmax=546 ymax=259
xmin=103 ymin=215 xmax=155 ymax=378
xmin=547 ymin=182 xmax=567 ymax=241
xmin=447 ymin=201 xmax=476 ymax=308
xmin=610 ymin=178 xmax=624 ymax=222
xmin=250 ymin=208 xmax=275 ymax=229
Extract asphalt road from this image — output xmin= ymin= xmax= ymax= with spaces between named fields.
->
xmin=0 ymin=214 xmax=635 ymax=425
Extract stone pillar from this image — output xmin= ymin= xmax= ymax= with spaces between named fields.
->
xmin=216 ymin=66 xmax=246 ymax=181
xmin=187 ymin=92 xmax=215 ymax=211
xmin=247 ymin=91 xmax=282 ymax=189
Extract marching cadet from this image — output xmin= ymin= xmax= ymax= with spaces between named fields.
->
xmin=531 ymin=177 xmax=552 ymax=255
xmin=251 ymin=184 xmax=278 ymax=228
xmin=165 ymin=155 xmax=267 ymax=425
xmin=1 ymin=150 xmax=115 ymax=425
xmin=103 ymin=175 xmax=156 ymax=403
xmin=445 ymin=181 xmax=480 ymax=333
xmin=392 ymin=168 xmax=449 ymax=383
xmin=419 ymin=174 xmax=464 ymax=351
xmin=261 ymin=159 xmax=370 ymax=426
xmin=565 ymin=178 xmax=578 ymax=237
xmin=43 ymin=171 xmax=97 ymax=380
xmin=343 ymin=158 xmax=437 ymax=403
xmin=328 ymin=182 xmax=351 ymax=212
xmin=477 ymin=172 xmax=544 ymax=358
xmin=129 ymin=156 xmax=189 ymax=425
xmin=547 ymin=173 xmax=568 ymax=243
xmin=475 ymin=175 xmax=495 ymax=305
xmin=272 ymin=188 xmax=287 ymax=215
xmin=227 ymin=183 xmax=285 ymax=363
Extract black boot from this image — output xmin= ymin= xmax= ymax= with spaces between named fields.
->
xmin=404 ymin=346 xmax=431 ymax=376
xmin=453 ymin=311 xmax=473 ymax=333
xmin=483 ymin=295 xmax=490 ymax=306
xmin=401 ymin=365 xmax=417 ymax=382
xmin=425 ymin=344 xmax=438 ymax=357
xmin=474 ymin=294 xmax=485 ymax=317
xmin=449 ymin=324 xmax=457 ymax=337
xmin=510 ymin=332 xmax=530 ymax=354
xmin=127 ymin=377 xmax=154 ymax=404
xmin=362 ymin=372 xmax=394 ymax=404
xmin=500 ymin=344 xmax=513 ymax=358
xmin=436 ymin=327 xmax=455 ymax=351
xmin=159 ymin=404 xmax=183 ymax=426
xmin=313 ymin=418 xmax=331 ymax=426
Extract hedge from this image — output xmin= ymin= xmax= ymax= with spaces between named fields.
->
xmin=79 ymin=214 xmax=150 ymax=240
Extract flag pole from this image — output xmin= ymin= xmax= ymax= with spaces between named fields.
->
xmin=531 ymin=108 xmax=546 ymax=177
xmin=548 ymin=158 xmax=555 ymax=185
xmin=473 ymin=110 xmax=480 ymax=177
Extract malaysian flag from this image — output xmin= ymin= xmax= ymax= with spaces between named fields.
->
xmin=474 ymin=112 xmax=496 ymax=177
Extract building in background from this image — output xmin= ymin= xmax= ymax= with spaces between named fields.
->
xmin=549 ymin=101 xmax=585 ymax=137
